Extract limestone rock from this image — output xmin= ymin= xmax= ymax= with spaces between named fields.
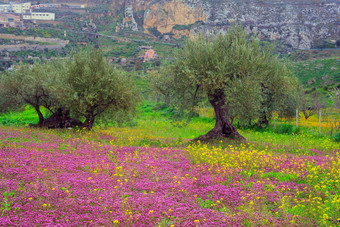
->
xmin=36 ymin=0 xmax=340 ymax=50
xmin=123 ymin=2 xmax=138 ymax=31
xmin=143 ymin=0 xmax=206 ymax=34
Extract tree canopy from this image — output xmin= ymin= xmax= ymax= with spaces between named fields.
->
xmin=0 ymin=61 xmax=59 ymax=126
xmin=52 ymin=48 xmax=139 ymax=129
xmin=152 ymin=26 xmax=299 ymax=141
xmin=0 ymin=47 xmax=139 ymax=129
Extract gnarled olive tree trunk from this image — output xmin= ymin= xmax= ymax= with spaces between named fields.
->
xmin=197 ymin=90 xmax=246 ymax=142
xmin=257 ymin=110 xmax=269 ymax=127
xmin=257 ymin=83 xmax=271 ymax=127
xmin=32 ymin=105 xmax=45 ymax=127
xmin=82 ymin=114 xmax=95 ymax=130
xmin=42 ymin=108 xmax=81 ymax=129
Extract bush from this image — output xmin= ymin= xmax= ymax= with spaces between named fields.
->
xmin=334 ymin=131 xmax=340 ymax=142
xmin=275 ymin=124 xmax=301 ymax=135
xmin=147 ymin=27 xmax=162 ymax=38
xmin=173 ymin=24 xmax=192 ymax=30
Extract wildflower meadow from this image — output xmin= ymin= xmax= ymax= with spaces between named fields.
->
xmin=0 ymin=119 xmax=339 ymax=226
xmin=0 ymin=24 xmax=339 ymax=227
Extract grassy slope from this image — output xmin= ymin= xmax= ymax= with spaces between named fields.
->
xmin=0 ymin=106 xmax=51 ymax=126
xmin=291 ymin=57 xmax=340 ymax=90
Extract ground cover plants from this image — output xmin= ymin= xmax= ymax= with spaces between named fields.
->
xmin=0 ymin=114 xmax=339 ymax=226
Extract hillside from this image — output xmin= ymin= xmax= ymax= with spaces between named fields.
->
xmin=1 ymin=0 xmax=339 ymax=86
xmin=5 ymin=0 xmax=339 ymax=51
xmin=291 ymin=57 xmax=340 ymax=91
xmin=107 ymin=0 xmax=340 ymax=51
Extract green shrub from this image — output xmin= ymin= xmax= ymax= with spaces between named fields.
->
xmin=173 ymin=24 xmax=192 ymax=30
xmin=147 ymin=27 xmax=162 ymax=38
xmin=275 ymin=124 xmax=301 ymax=135
xmin=334 ymin=131 xmax=340 ymax=142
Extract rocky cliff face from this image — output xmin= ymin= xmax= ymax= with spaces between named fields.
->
xmin=111 ymin=0 xmax=339 ymax=50
xmin=21 ymin=0 xmax=339 ymax=50
xmin=195 ymin=0 xmax=339 ymax=50
xmin=143 ymin=0 xmax=206 ymax=34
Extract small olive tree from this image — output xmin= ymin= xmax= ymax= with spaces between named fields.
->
xmin=0 ymin=62 xmax=59 ymax=126
xmin=0 ymin=48 xmax=139 ymax=129
xmin=153 ymin=26 xmax=298 ymax=141
xmin=300 ymin=89 xmax=325 ymax=120
xmin=53 ymin=47 xmax=139 ymax=129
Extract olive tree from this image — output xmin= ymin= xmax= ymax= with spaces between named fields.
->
xmin=0 ymin=72 xmax=21 ymax=114
xmin=154 ymin=26 xmax=298 ymax=141
xmin=300 ymin=89 xmax=325 ymax=120
xmin=325 ymin=88 xmax=340 ymax=136
xmin=0 ymin=48 xmax=139 ymax=130
xmin=53 ymin=47 xmax=139 ymax=129
xmin=255 ymin=59 xmax=299 ymax=127
xmin=0 ymin=62 xmax=58 ymax=126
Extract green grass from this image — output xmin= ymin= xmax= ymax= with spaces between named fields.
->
xmin=241 ymin=129 xmax=339 ymax=155
xmin=0 ymin=106 xmax=51 ymax=126
xmin=1 ymin=102 xmax=338 ymax=154
xmin=291 ymin=58 xmax=340 ymax=90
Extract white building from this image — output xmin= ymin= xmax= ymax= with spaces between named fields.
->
xmin=0 ymin=2 xmax=31 ymax=13
xmin=0 ymin=4 xmax=10 ymax=13
xmin=23 ymin=12 xmax=55 ymax=21
xmin=10 ymin=2 xmax=31 ymax=14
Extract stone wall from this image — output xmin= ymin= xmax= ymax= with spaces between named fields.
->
xmin=0 ymin=33 xmax=69 ymax=45
xmin=0 ymin=34 xmax=69 ymax=52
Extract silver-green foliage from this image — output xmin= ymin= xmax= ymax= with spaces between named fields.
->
xmin=52 ymin=47 xmax=139 ymax=128
xmin=154 ymin=26 xmax=298 ymax=125
xmin=0 ymin=47 xmax=139 ymax=129
xmin=0 ymin=61 xmax=59 ymax=125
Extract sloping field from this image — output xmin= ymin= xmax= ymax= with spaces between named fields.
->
xmin=291 ymin=57 xmax=340 ymax=90
xmin=0 ymin=127 xmax=339 ymax=226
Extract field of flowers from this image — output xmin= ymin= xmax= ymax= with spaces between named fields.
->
xmin=0 ymin=125 xmax=339 ymax=226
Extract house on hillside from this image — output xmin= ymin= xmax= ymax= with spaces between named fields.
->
xmin=11 ymin=2 xmax=31 ymax=14
xmin=0 ymin=4 xmax=10 ymax=13
xmin=0 ymin=13 xmax=23 ymax=27
xmin=23 ymin=12 xmax=55 ymax=21
xmin=0 ymin=2 xmax=31 ymax=14
xmin=143 ymin=49 xmax=158 ymax=62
